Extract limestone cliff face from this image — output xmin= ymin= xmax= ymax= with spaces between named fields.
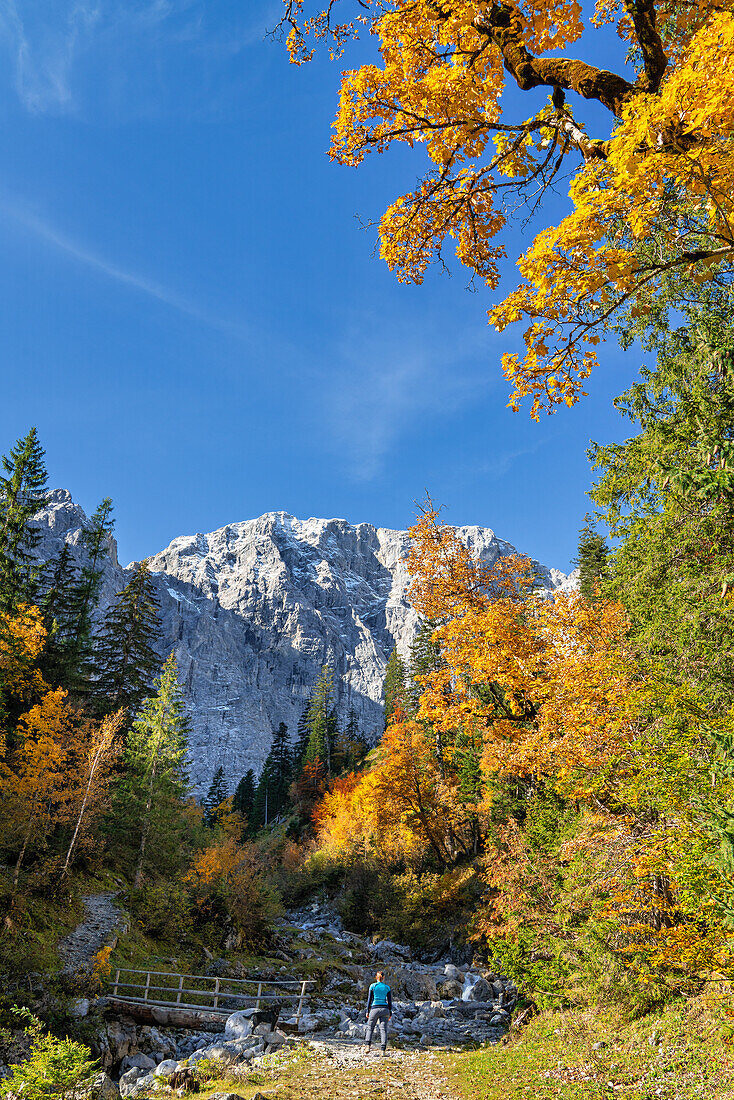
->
xmin=32 ymin=491 xmax=575 ymax=794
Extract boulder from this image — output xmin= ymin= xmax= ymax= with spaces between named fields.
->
xmin=443 ymin=964 xmax=462 ymax=982
xmin=120 ymin=1053 xmax=156 ymax=1074
xmin=373 ymin=939 xmax=412 ymax=961
xmin=438 ymin=979 xmax=463 ymax=999
xmin=86 ymin=1073 xmax=120 ymax=1099
xmin=70 ymin=998 xmax=91 ymax=1018
xmin=297 ymin=1014 xmax=321 ymax=1033
xmin=154 ymin=1059 xmax=179 ymax=1077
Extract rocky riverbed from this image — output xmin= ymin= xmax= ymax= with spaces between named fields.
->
xmin=77 ymin=903 xmax=518 ymax=1097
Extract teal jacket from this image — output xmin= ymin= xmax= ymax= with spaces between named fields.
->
xmin=366 ymin=981 xmax=392 ymax=1013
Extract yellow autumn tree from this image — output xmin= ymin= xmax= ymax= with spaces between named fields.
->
xmin=280 ymin=1 xmax=734 ymax=415
xmin=0 ymin=606 xmax=47 ymax=747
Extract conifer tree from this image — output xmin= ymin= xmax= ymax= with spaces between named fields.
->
xmin=202 ymin=766 xmax=229 ymax=827
xmin=574 ymin=516 xmax=609 ymax=601
xmin=0 ymin=428 xmax=48 ymax=614
xmin=266 ymin=722 xmax=292 ymax=817
xmin=232 ymin=769 xmax=256 ymax=824
xmin=382 ymin=648 xmax=406 ymax=730
xmin=293 ymin=695 xmax=313 ymax=777
xmin=38 ymin=545 xmax=80 ymax=688
xmin=305 ymin=665 xmax=338 ymax=775
xmin=92 ymin=561 xmax=161 ymax=717
xmin=407 ymin=621 xmax=442 ymax=709
xmin=120 ymin=654 xmax=191 ymax=888
xmin=69 ymin=498 xmax=114 ymax=685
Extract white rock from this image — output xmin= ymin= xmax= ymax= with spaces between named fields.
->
xmin=154 ymin=1059 xmax=179 ymax=1077
xmin=224 ymin=1008 xmax=255 ymax=1040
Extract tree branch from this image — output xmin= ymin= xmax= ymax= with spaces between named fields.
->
xmin=473 ymin=2 xmax=638 ymax=116
xmin=624 ymin=0 xmax=668 ymax=93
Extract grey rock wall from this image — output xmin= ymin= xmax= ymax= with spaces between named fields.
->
xmin=32 ymin=491 xmax=575 ymax=794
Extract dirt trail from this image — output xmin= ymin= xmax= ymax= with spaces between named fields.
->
xmin=58 ymin=892 xmax=126 ymax=975
xmin=243 ymin=1038 xmax=462 ymax=1100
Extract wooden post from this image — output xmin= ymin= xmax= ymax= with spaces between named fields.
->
xmin=144 ymin=973 xmax=151 ymax=1003
xmin=213 ymin=977 xmax=220 ymax=1010
xmin=295 ymin=980 xmax=307 ymax=1021
xmin=256 ymin=982 xmax=262 ymax=1010
xmin=113 ymin=969 xmax=120 ymax=997
xmin=176 ymin=975 xmax=184 ymax=1005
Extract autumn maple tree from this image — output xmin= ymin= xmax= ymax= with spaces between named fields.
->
xmin=279 ymin=1 xmax=734 ymax=415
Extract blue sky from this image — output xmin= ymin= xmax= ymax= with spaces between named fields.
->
xmin=0 ymin=1 xmax=645 ymax=572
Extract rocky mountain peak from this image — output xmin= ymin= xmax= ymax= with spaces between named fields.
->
xmin=32 ymin=494 xmax=575 ymax=793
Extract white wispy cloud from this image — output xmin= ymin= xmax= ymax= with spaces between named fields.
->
xmin=0 ymin=196 xmax=250 ymax=337
xmin=0 ymin=1 xmax=274 ymax=115
xmin=324 ymin=320 xmax=492 ymax=481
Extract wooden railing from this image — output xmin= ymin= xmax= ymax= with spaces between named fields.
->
xmin=109 ymin=968 xmax=314 ymax=1019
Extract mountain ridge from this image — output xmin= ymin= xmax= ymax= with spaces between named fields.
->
xmin=32 ymin=490 xmax=577 ymax=794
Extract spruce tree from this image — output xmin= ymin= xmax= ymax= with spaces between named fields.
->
xmin=232 ymin=769 xmax=256 ymax=824
xmin=382 ymin=647 xmax=406 ymax=730
xmin=266 ymin=722 xmax=292 ymax=817
xmin=305 ymin=665 xmax=338 ymax=775
xmin=202 ymin=766 xmax=229 ymax=827
xmin=293 ymin=696 xmax=313 ymax=777
xmin=38 ymin=545 xmax=80 ymax=688
xmin=118 ymin=653 xmax=191 ymax=888
xmin=0 ymin=428 xmax=48 ymax=614
xmin=92 ymin=560 xmax=162 ymax=717
xmin=574 ymin=515 xmax=609 ymax=600
xmin=70 ymin=498 xmax=115 ymax=684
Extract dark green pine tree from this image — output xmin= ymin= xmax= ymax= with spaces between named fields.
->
xmin=232 ymin=769 xmax=256 ymax=826
xmin=382 ymin=647 xmax=406 ymax=730
xmin=0 ymin=428 xmax=49 ymax=614
xmin=293 ymin=695 xmax=313 ymax=777
xmin=92 ymin=560 xmax=162 ymax=716
xmin=267 ymin=722 xmax=293 ymax=817
xmin=574 ymin=515 xmax=610 ymax=600
xmin=305 ymin=665 xmax=339 ymax=775
xmin=69 ymin=498 xmax=115 ymax=687
xmin=38 ymin=545 xmax=81 ymax=688
xmin=202 ymin=765 xmax=229 ymax=827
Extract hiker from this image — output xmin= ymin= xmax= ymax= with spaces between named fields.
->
xmin=364 ymin=969 xmax=392 ymax=1055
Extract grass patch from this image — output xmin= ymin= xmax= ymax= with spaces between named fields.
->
xmin=449 ymin=985 xmax=734 ymax=1100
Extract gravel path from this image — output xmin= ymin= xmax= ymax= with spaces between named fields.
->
xmin=58 ymin=892 xmax=126 ymax=975
xmin=249 ymin=1040 xmax=461 ymax=1100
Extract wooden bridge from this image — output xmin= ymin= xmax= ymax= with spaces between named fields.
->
xmin=108 ymin=968 xmax=315 ymax=1026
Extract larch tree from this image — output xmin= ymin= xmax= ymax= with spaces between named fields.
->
xmin=0 ymin=428 xmax=48 ymax=614
xmin=92 ymin=560 xmax=161 ymax=718
xmin=122 ymin=653 xmax=191 ymax=889
xmin=279 ymin=1 xmax=734 ymax=416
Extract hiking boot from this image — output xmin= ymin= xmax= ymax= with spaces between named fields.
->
xmin=362 ymin=1044 xmax=371 ymax=1055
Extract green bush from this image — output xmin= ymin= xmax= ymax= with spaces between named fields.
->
xmin=381 ymin=867 xmax=479 ymax=950
xmin=336 ymin=859 xmax=396 ymax=936
xmin=130 ymin=882 xmax=194 ymax=942
xmin=1 ymin=1010 xmax=97 ymax=1100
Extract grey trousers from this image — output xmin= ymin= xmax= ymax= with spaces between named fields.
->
xmin=365 ymin=1006 xmax=389 ymax=1050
